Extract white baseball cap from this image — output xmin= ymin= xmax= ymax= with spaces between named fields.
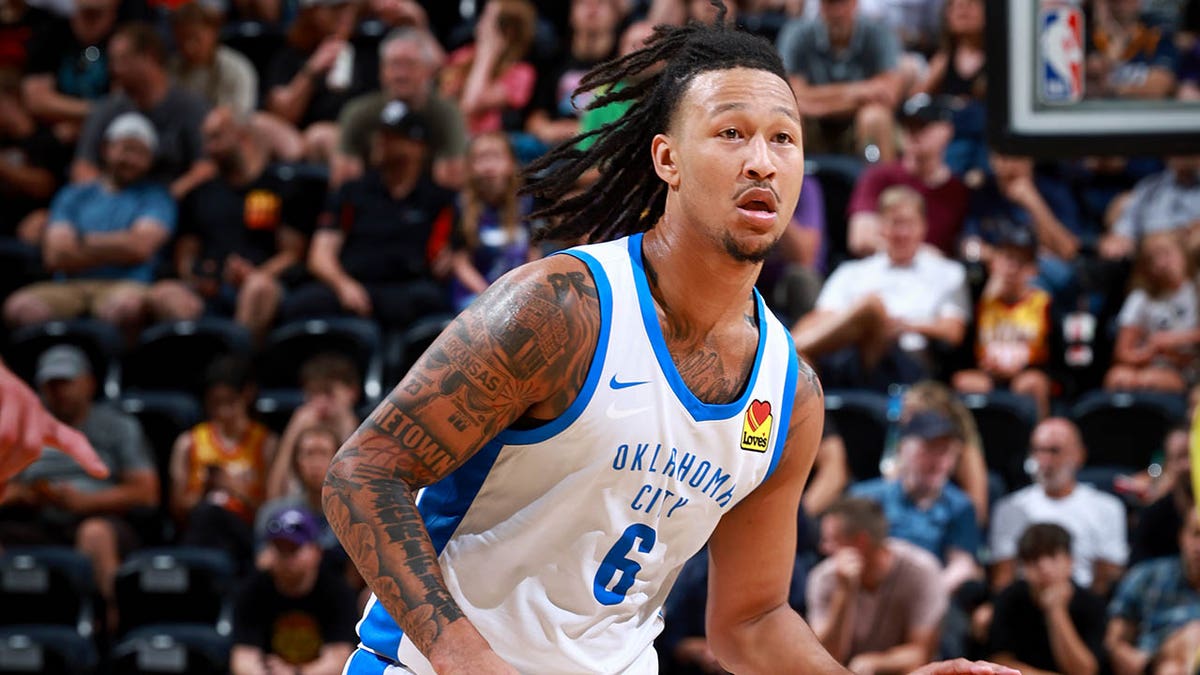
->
xmin=104 ymin=112 xmax=159 ymax=153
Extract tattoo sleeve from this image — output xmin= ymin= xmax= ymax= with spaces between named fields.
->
xmin=322 ymin=257 xmax=601 ymax=658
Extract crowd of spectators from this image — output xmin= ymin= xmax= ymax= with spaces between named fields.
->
xmin=1 ymin=0 xmax=1199 ymax=672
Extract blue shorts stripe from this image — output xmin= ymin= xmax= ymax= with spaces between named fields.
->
xmin=344 ymin=647 xmax=390 ymax=675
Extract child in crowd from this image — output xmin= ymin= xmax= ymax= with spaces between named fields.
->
xmin=1106 ymin=229 xmax=1200 ymax=392
xmin=953 ymin=227 xmax=1054 ymax=419
xmin=170 ymin=355 xmax=277 ymax=568
xmin=266 ymin=353 xmax=361 ymax=500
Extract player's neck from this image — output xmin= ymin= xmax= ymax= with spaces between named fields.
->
xmin=641 ymin=222 xmax=761 ymax=334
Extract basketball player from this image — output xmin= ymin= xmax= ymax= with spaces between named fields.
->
xmin=324 ymin=5 xmax=1017 ymax=673
xmin=0 ymin=359 xmax=107 ymax=488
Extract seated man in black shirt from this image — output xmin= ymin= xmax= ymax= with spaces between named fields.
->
xmin=231 ymin=504 xmax=356 ymax=675
xmin=281 ymin=100 xmax=453 ymax=328
xmin=148 ymin=106 xmax=319 ymax=343
xmin=988 ymin=523 xmax=1106 ymax=675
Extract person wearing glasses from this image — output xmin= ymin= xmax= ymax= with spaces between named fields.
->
xmin=988 ymin=418 xmax=1129 ymax=598
xmin=231 ymin=505 xmax=357 ymax=675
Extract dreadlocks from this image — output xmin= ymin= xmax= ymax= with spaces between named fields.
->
xmin=523 ymin=0 xmax=789 ymax=244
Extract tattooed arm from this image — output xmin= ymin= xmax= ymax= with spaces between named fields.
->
xmin=322 ymin=254 xmax=601 ymax=673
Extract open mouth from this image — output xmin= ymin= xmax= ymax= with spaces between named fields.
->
xmin=736 ymin=188 xmax=778 ymax=220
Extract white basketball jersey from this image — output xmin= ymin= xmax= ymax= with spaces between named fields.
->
xmin=352 ymin=233 xmax=800 ymax=674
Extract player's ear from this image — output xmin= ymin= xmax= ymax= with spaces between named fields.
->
xmin=651 ymin=133 xmax=680 ymax=189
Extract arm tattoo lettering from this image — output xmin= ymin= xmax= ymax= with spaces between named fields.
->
xmin=323 ymin=260 xmax=601 ymax=658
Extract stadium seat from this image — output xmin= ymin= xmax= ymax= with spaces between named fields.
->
xmin=0 ymin=548 xmax=96 ymax=637
xmin=0 ymin=625 xmax=98 ymax=675
xmin=255 ymin=388 xmax=306 ymax=435
xmin=118 ymin=392 xmax=204 ymax=531
xmin=1070 ymin=390 xmax=1187 ymax=471
xmin=960 ymin=391 xmax=1037 ymax=493
xmin=805 ymin=154 xmax=865 ymax=271
xmin=388 ymin=313 xmax=454 ymax=384
xmin=259 ymin=317 xmax=383 ymax=405
xmin=220 ymin=20 xmax=284 ymax=95
xmin=109 ymin=624 xmax=230 ymax=675
xmin=123 ymin=318 xmax=252 ymax=396
xmin=114 ymin=547 xmax=236 ymax=637
xmin=824 ymin=389 xmax=891 ymax=482
xmin=3 ymin=319 xmax=123 ymax=399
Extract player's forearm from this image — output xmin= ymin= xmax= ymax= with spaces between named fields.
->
xmin=710 ymin=604 xmax=849 ymax=674
xmin=1045 ymin=605 xmax=1098 ymax=675
xmin=322 ymin=419 xmax=485 ymax=666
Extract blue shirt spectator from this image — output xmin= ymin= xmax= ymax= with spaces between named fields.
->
xmin=849 ymin=477 xmax=980 ymax=565
xmin=1108 ymin=555 xmax=1200 ymax=654
xmin=48 ymin=180 xmax=175 ymax=283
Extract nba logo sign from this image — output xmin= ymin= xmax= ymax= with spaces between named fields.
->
xmin=1039 ymin=3 xmax=1084 ymax=104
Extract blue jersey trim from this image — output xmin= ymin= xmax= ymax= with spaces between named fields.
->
xmin=358 ymin=598 xmax=403 ymax=665
xmin=494 ymin=247 xmax=613 ymax=446
xmin=766 ymin=333 xmax=800 ymax=481
xmin=421 ymin=437 xmax=505 ymax=554
xmin=626 ymin=233 xmax=768 ymax=422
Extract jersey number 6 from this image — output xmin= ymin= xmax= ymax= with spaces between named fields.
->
xmin=593 ymin=523 xmax=657 ymax=606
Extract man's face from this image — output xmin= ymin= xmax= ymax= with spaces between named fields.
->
xmin=663 ymin=67 xmax=804 ymax=264
xmin=1029 ymin=421 xmax=1082 ymax=492
xmin=201 ymin=108 xmax=240 ymax=164
xmin=900 ymin=436 xmax=960 ymax=497
xmin=571 ymin=0 xmax=619 ymax=35
xmin=380 ymin=38 xmax=430 ymax=101
xmin=173 ymin=21 xmax=218 ymax=66
xmin=880 ymin=201 xmax=925 ymax=265
xmin=468 ymin=134 xmax=515 ymax=204
xmin=106 ymin=34 xmax=144 ymax=92
xmin=818 ymin=514 xmax=870 ymax=557
xmin=820 ymin=0 xmax=857 ymax=42
xmin=71 ymin=0 xmax=117 ymax=45
xmin=902 ymin=121 xmax=953 ymax=163
xmin=1164 ymin=429 xmax=1191 ymax=488
xmin=1022 ymin=551 xmax=1073 ymax=592
xmin=40 ymin=376 xmax=95 ymax=424
xmin=104 ymin=136 xmax=154 ymax=186
xmin=374 ymin=132 xmax=428 ymax=185
xmin=989 ymin=152 xmax=1033 ymax=186
xmin=268 ymin=540 xmax=322 ymax=590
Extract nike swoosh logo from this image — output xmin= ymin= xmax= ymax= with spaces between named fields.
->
xmin=606 ymin=402 xmax=649 ymax=419
xmin=609 ymin=375 xmax=650 ymax=390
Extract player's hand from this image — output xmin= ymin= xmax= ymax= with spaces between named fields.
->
xmin=909 ymin=659 xmax=1021 ymax=674
xmin=0 ymin=363 xmax=107 ymax=487
xmin=432 ymin=649 xmax=521 ymax=674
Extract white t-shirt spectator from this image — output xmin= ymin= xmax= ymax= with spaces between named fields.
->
xmin=1116 ymin=282 xmax=1200 ymax=333
xmin=816 ymin=249 xmax=970 ymax=350
xmin=989 ymin=483 xmax=1129 ymax=588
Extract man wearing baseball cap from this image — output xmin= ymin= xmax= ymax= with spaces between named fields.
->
xmin=231 ymin=505 xmax=357 ymax=674
xmin=280 ymin=99 xmax=455 ymax=328
xmin=3 ymin=110 xmax=179 ymax=334
xmin=846 ymin=93 xmax=970 ymax=257
xmin=850 ymin=409 xmax=984 ymax=596
xmin=0 ymin=344 xmax=158 ymax=618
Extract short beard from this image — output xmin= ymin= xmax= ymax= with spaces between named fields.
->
xmin=722 ymin=230 xmax=779 ymax=264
